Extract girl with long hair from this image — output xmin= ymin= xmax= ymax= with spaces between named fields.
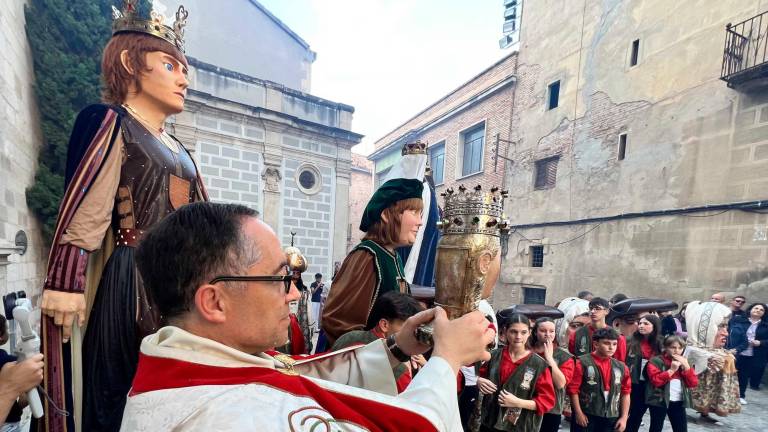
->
xmin=477 ymin=313 xmax=556 ymax=431
xmin=625 ymin=314 xmax=663 ymax=432
xmin=529 ymin=317 xmax=574 ymax=432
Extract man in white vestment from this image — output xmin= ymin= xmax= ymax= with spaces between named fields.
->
xmin=120 ymin=202 xmax=494 ymax=431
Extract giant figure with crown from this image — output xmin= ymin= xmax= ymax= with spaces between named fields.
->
xmin=38 ymin=1 xmax=207 ymax=430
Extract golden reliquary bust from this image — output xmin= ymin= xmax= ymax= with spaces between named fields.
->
xmin=418 ymin=185 xmax=509 ymax=343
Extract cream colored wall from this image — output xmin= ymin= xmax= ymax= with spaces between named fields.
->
xmin=0 ymin=0 xmax=45 ymax=302
xmin=499 ymin=0 xmax=768 ymax=307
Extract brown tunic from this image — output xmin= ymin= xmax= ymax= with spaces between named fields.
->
xmin=322 ymin=250 xmax=377 ymax=346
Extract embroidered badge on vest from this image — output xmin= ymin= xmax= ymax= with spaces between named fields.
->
xmin=520 ymin=367 xmax=536 ymax=390
xmin=613 ymin=367 xmax=622 ymax=385
xmin=580 ymin=336 xmax=588 ymax=352
xmin=586 ymin=365 xmax=597 ymax=385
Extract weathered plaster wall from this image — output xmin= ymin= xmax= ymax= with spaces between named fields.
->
xmin=498 ymin=0 xmax=768 ymax=307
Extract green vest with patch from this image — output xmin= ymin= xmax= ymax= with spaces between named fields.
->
xmin=353 ymin=240 xmax=409 ymax=319
xmin=481 ymin=349 xmax=548 ymax=432
xmin=644 ymin=355 xmax=694 ymax=409
xmin=573 ymin=326 xmax=592 ymax=357
xmin=625 ymin=343 xmax=647 ymax=384
xmin=577 ymin=354 xmax=625 ymax=419
xmin=549 ymin=347 xmax=574 ymax=415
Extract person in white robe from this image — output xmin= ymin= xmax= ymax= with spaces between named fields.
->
xmin=120 ymin=202 xmax=494 ymax=432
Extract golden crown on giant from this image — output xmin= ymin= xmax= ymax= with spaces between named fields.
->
xmin=112 ymin=0 xmax=189 ymax=52
xmin=402 ymin=140 xmax=427 ymax=156
xmin=436 ymin=185 xmax=510 ymax=237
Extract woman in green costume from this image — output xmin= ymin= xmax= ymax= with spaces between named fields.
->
xmin=322 ymin=178 xmax=423 ymax=346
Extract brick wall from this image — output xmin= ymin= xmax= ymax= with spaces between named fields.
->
xmin=420 ymin=85 xmax=514 ymax=196
xmin=374 ymin=53 xmax=517 ymax=152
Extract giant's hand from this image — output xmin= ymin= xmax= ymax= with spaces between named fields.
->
xmin=432 ymin=308 xmax=494 ymax=374
xmin=41 ymin=290 xmax=86 ymax=343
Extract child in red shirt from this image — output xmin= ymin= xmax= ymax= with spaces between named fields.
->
xmin=478 ymin=313 xmax=556 ymax=431
xmin=645 ymin=335 xmax=698 ymax=432
xmin=531 ymin=317 xmax=575 ymax=432
xmin=569 ymin=298 xmax=627 ymax=362
xmin=568 ymin=327 xmax=631 ymax=432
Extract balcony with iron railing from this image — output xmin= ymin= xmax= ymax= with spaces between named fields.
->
xmin=721 ymin=10 xmax=768 ymax=88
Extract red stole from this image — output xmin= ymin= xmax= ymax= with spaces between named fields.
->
xmin=130 ymin=353 xmax=438 ymax=432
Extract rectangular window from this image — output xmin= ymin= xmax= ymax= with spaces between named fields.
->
xmin=534 ymin=156 xmax=559 ymax=190
xmin=523 ymin=287 xmax=546 ymax=304
xmin=618 ymin=133 xmax=627 ymax=161
xmin=429 ymin=142 xmax=446 ymax=185
xmin=547 ymin=80 xmax=560 ymax=110
xmin=461 ymin=124 xmax=485 ymax=177
xmin=530 ymin=245 xmax=544 ymax=267
xmin=630 ymin=39 xmax=640 ymax=67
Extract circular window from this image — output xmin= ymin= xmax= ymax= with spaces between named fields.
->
xmin=295 ymin=163 xmax=322 ymax=195
xmin=299 ymin=170 xmax=316 ymax=190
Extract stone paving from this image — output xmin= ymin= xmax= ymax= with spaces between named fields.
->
xmin=555 ymin=387 xmax=768 ymax=431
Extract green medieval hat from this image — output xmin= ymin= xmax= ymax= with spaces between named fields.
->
xmin=360 ymin=178 xmax=424 ymax=232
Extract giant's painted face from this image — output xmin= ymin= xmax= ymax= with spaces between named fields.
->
xmin=134 ymin=50 xmax=188 ymax=114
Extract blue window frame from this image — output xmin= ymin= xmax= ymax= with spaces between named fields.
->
xmin=429 ymin=142 xmax=445 ymax=185
xmin=461 ymin=124 xmax=485 ymax=177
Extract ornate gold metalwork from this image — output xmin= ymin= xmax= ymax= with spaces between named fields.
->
xmin=417 ymin=185 xmax=509 ymax=343
xmin=434 ymin=185 xmax=509 ymax=319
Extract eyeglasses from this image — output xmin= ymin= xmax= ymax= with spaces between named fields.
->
xmin=209 ymin=266 xmax=293 ymax=294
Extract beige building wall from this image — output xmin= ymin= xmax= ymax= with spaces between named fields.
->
xmin=0 ymin=0 xmax=45 ymax=303
xmin=498 ymin=0 xmax=768 ymax=308
xmin=347 ymin=153 xmax=373 ymax=252
xmin=170 ymin=59 xmax=362 ymax=280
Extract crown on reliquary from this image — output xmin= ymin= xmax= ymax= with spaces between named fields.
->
xmin=436 ymin=185 xmax=511 ymax=237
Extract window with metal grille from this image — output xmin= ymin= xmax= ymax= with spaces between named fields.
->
xmin=429 ymin=142 xmax=446 ymax=185
xmin=618 ymin=133 xmax=627 ymax=161
xmin=523 ymin=287 xmax=546 ymax=304
xmin=461 ymin=124 xmax=485 ymax=177
xmin=534 ymin=156 xmax=559 ymax=190
xmin=547 ymin=80 xmax=560 ymax=110
xmin=530 ymin=245 xmax=544 ymax=267
xmin=630 ymin=39 xmax=640 ymax=66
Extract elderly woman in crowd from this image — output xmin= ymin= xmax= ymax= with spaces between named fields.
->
xmin=685 ymin=300 xmax=740 ymax=424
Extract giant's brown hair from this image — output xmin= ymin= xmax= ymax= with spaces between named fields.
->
xmin=363 ymin=198 xmax=423 ymax=247
xmin=101 ymin=32 xmax=188 ymax=105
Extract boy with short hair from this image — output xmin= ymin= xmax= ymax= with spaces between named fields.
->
xmin=332 ymin=291 xmax=424 ymax=392
xmin=567 ymin=327 xmax=631 ymax=432
xmin=569 ymin=297 xmax=627 ymax=362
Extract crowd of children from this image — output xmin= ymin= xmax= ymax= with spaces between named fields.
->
xmin=464 ymin=296 xmax=728 ymax=432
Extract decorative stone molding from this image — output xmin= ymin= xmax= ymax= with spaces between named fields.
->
xmin=262 ymin=166 xmax=282 ymax=193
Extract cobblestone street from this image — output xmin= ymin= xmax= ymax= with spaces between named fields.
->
xmin=676 ymin=389 xmax=768 ymax=432
xmin=556 ymin=388 xmax=768 ymax=431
